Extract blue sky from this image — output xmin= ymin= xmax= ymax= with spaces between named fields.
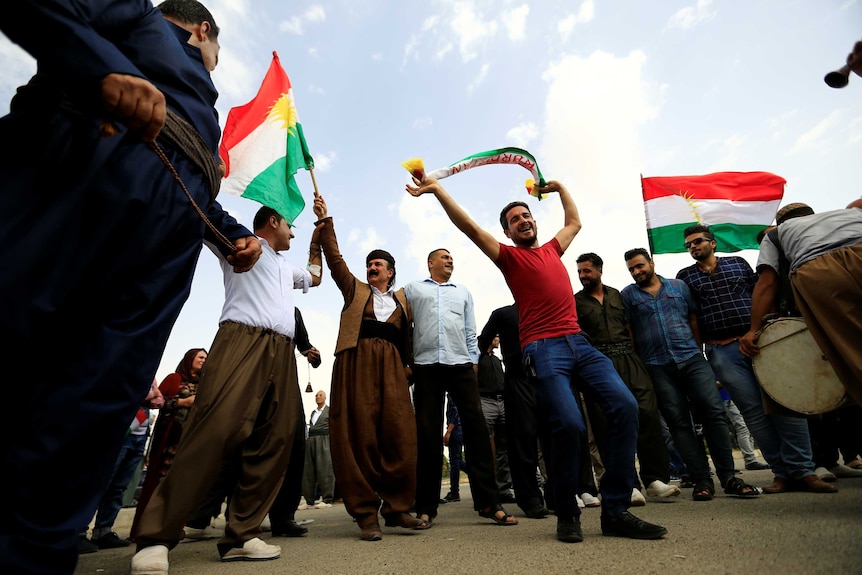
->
xmin=2 ymin=0 xmax=860 ymax=416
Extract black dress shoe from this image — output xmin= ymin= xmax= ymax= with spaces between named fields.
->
xmin=523 ymin=506 xmax=549 ymax=519
xmin=601 ymin=511 xmax=667 ymax=539
xmin=272 ymin=520 xmax=309 ymax=537
xmin=91 ymin=532 xmax=131 ymax=549
xmin=556 ymin=517 xmax=583 ymax=543
xmin=499 ymin=493 xmax=517 ymax=504
xmin=745 ymin=461 xmax=771 ymax=471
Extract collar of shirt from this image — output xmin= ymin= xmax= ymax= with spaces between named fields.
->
xmin=370 ymin=284 xmax=397 ymax=322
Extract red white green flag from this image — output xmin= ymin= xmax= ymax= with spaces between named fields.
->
xmin=642 ymin=171 xmax=785 ymax=254
xmin=219 ymin=51 xmax=313 ymax=224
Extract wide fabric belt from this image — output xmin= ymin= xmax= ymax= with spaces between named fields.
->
xmin=594 ymin=341 xmax=634 ymax=358
xmin=359 ymin=320 xmax=401 ymax=348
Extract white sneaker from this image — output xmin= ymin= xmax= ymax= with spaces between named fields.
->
xmin=815 ymin=466 xmax=838 ymax=482
xmin=260 ymin=514 xmax=272 ymax=531
xmin=183 ymin=525 xmax=223 ymax=540
xmin=829 ymin=464 xmax=862 ymax=478
xmin=646 ymin=480 xmax=682 ymax=498
xmin=576 ymin=494 xmax=585 ymax=508
xmin=221 ymin=537 xmax=281 ymax=562
xmin=579 ymin=492 xmax=601 ymax=507
xmin=131 ymin=545 xmax=169 ymax=575
xmin=314 ymin=501 xmax=332 ymax=509
xmin=630 ymin=488 xmax=646 ymax=506
xmin=297 ymin=502 xmax=310 ymax=510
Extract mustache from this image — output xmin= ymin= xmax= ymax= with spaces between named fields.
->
xmin=368 ymin=269 xmax=379 ymax=277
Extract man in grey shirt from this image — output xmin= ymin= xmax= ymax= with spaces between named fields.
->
xmin=741 ymin=202 xmax=862 ymax=408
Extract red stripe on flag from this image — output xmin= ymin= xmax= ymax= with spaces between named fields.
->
xmin=641 ymin=171 xmax=786 ymax=202
xmin=219 ymin=51 xmax=293 ymax=177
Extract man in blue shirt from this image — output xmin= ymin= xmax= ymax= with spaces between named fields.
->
xmin=405 ymin=249 xmax=517 ymax=527
xmin=622 ymin=248 xmax=759 ymax=502
xmin=677 ymin=225 xmax=831 ymax=495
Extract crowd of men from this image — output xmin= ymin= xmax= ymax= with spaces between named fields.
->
xmin=1 ymin=1 xmax=860 ymax=574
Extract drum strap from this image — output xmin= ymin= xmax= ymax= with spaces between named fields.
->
xmin=767 ymin=228 xmax=801 ymax=318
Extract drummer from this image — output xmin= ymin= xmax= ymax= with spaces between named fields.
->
xmin=676 ymin=225 xmax=830 ymax=494
xmin=741 ymin=202 xmax=862 ymax=411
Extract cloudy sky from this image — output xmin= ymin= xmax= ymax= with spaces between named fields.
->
xmin=2 ymin=0 xmax=860 ymax=416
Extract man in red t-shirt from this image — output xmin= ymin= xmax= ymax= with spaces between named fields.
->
xmin=406 ymin=176 xmax=667 ymax=543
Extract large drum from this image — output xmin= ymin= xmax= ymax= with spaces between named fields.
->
xmin=752 ymin=317 xmax=849 ymax=415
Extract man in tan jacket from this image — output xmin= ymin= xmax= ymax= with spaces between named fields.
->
xmin=312 ymin=196 xmax=428 ymax=541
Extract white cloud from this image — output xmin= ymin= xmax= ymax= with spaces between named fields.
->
xmin=558 ymin=1 xmax=594 ymax=40
xmin=848 ymin=115 xmax=862 ymax=144
xmin=790 ymin=110 xmax=844 ymax=154
xmin=279 ymin=5 xmax=326 ymax=35
xmin=467 ymin=62 xmax=490 ymax=94
xmin=667 ymin=0 xmax=716 ymax=30
xmin=506 ymin=122 xmax=539 ymax=148
xmin=372 ymin=52 xmax=383 ymax=61
xmin=539 ymin=49 xmax=661 ymax=288
xmin=313 ymin=151 xmax=336 ymax=172
xmin=449 ymin=1 xmax=498 ymax=62
xmin=308 ymin=47 xmax=319 ymax=58
xmin=413 ymin=117 xmax=433 ymax=130
xmin=308 ymin=84 xmax=325 ymax=95
xmin=502 ymin=4 xmax=529 ymax=41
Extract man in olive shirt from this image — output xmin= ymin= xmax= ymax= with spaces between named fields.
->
xmin=574 ymin=253 xmax=680 ymax=500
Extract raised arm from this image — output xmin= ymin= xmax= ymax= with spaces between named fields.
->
xmin=406 ymin=177 xmax=501 ymax=261
xmin=533 ymin=181 xmax=582 ymax=252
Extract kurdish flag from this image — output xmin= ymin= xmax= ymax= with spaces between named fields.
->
xmin=220 ymin=51 xmax=313 ymax=225
xmin=642 ymin=171 xmax=785 ymax=254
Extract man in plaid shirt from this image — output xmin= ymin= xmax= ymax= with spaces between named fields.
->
xmin=677 ymin=224 xmax=832 ymax=494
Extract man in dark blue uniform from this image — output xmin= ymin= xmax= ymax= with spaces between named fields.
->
xmin=0 ymin=2 xmax=260 ymax=573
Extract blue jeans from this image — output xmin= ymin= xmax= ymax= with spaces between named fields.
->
xmin=707 ymin=342 xmax=814 ymax=479
xmin=647 ymin=355 xmax=735 ymax=487
xmin=448 ymin=427 xmax=466 ymax=492
xmin=87 ymin=432 xmax=148 ymax=539
xmin=523 ymin=334 xmax=637 ymax=519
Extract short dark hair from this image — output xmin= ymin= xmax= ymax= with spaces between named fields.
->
xmin=682 ymin=224 xmax=714 ymax=241
xmin=499 ymin=201 xmax=530 ymax=230
xmin=624 ymin=247 xmax=651 ymax=262
xmin=427 ymin=248 xmax=449 ymax=262
xmin=253 ymin=206 xmax=283 ymax=231
xmin=158 ymin=0 xmax=220 ymax=40
xmin=576 ymin=252 xmax=603 ymax=270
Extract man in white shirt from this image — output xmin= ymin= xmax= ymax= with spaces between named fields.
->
xmin=132 ymin=203 xmax=323 ymax=573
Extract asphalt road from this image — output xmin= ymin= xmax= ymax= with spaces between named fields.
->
xmin=75 ymin=457 xmax=862 ymax=575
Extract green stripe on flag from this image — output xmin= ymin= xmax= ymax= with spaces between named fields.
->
xmin=648 ymin=223 xmax=768 ymax=254
xmin=241 ymin=159 xmax=306 ymax=225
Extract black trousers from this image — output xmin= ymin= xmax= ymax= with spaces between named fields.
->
xmin=413 ymin=363 xmax=499 ymax=518
xmin=503 ymin=373 xmax=549 ymax=511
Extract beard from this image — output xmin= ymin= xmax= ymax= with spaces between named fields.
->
xmin=511 ymin=229 xmax=536 ymax=247
xmin=635 ymin=269 xmax=654 ymax=287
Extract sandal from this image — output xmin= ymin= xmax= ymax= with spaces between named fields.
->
xmin=724 ymin=476 xmax=760 ymax=499
xmin=692 ymin=481 xmax=714 ymax=501
xmin=478 ymin=506 xmax=518 ymax=526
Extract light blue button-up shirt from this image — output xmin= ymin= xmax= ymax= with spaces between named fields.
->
xmin=404 ymin=278 xmax=479 ymax=366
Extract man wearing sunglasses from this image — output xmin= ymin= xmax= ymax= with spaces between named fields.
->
xmin=676 ymin=226 xmax=829 ymax=494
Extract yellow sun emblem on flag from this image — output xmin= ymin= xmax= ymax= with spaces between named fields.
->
xmin=680 ymin=190 xmax=703 ymax=223
xmin=268 ymin=93 xmax=299 ymax=135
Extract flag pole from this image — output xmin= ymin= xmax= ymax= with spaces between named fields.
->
xmin=309 ymin=167 xmax=320 ymax=197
